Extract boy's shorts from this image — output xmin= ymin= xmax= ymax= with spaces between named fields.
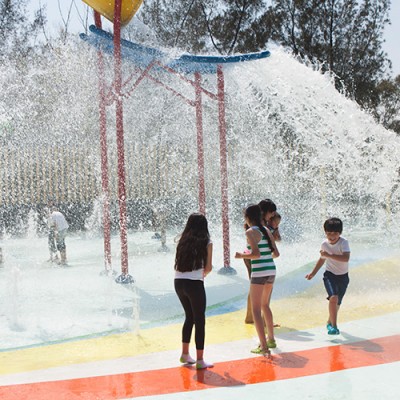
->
xmin=56 ymin=229 xmax=68 ymax=251
xmin=323 ymin=271 xmax=349 ymax=305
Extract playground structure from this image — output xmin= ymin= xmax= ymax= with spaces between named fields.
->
xmin=1 ymin=94 xmax=400 ymax=398
xmin=83 ymin=0 xmax=144 ymax=26
xmin=80 ymin=0 xmax=271 ymax=282
xmin=1 ymin=2 xmax=399 ymax=269
xmin=1 ymin=3 xmax=400 ymax=399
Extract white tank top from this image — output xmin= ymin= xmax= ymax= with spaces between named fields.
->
xmin=174 ymin=241 xmax=212 ymax=281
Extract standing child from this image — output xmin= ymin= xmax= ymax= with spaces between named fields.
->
xmin=267 ymin=212 xmax=282 ymax=242
xmin=174 ymin=213 xmax=213 ymax=369
xmin=305 ymin=217 xmax=350 ymax=335
xmin=235 ymin=204 xmax=279 ymax=356
xmin=258 ymin=199 xmax=277 ymax=229
xmin=244 ymin=199 xmax=278 ymax=324
xmin=49 ymin=207 xmax=69 ymax=265
xmin=47 ymin=208 xmax=58 ymax=262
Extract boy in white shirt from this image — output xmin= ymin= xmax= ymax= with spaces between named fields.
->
xmin=49 ymin=207 xmax=69 ymax=265
xmin=305 ymin=218 xmax=350 ymax=335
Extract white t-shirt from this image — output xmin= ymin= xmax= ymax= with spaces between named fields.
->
xmin=175 ymin=268 xmax=204 ymax=281
xmin=174 ymin=241 xmax=212 ymax=281
xmin=321 ymin=236 xmax=350 ymax=275
xmin=50 ymin=211 xmax=69 ymax=231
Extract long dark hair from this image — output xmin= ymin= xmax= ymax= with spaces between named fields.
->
xmin=175 ymin=213 xmax=210 ymax=272
xmin=245 ymin=204 xmax=275 ymax=253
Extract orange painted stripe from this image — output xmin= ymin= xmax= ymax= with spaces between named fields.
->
xmin=1 ymin=335 xmax=399 ymax=400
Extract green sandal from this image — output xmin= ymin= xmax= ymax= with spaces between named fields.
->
xmin=251 ymin=345 xmax=271 ymax=356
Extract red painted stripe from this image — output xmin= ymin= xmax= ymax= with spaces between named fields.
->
xmin=1 ymin=335 xmax=399 ymax=400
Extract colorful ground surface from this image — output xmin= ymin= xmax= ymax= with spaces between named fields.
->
xmin=1 ymin=257 xmax=399 ymax=399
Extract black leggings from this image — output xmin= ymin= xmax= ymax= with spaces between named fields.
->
xmin=174 ymin=279 xmax=206 ymax=350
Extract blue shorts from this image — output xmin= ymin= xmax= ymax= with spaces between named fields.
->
xmin=323 ymin=271 xmax=349 ymax=305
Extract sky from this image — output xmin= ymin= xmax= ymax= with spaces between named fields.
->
xmin=27 ymin=0 xmax=400 ymax=76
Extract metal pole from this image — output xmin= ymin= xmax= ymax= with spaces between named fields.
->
xmin=114 ymin=0 xmax=133 ymax=283
xmin=216 ymin=65 xmax=235 ymax=275
xmin=94 ymin=11 xmax=112 ymax=273
xmin=194 ymin=72 xmax=206 ymax=215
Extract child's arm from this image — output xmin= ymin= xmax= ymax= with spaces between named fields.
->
xmin=273 ymin=228 xmax=282 ymax=242
xmin=320 ymin=251 xmax=350 ymax=262
xmin=204 ymin=242 xmax=213 ymax=277
xmin=267 ymin=229 xmax=280 ymax=258
xmin=235 ymin=230 xmax=260 ymax=260
xmin=305 ymin=257 xmax=325 ymax=280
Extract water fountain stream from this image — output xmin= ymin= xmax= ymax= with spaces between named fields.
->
xmin=0 ymin=41 xmax=399 ymax=351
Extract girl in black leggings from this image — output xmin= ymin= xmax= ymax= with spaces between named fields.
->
xmin=174 ymin=213 xmax=213 ymax=370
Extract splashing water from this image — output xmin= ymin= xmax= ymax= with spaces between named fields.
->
xmin=26 ymin=209 xmax=38 ymax=239
xmin=0 ymin=41 xmax=399 ymax=350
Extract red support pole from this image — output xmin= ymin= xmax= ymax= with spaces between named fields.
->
xmin=194 ymin=72 xmax=206 ymax=215
xmin=216 ymin=65 xmax=235 ymax=274
xmin=88 ymin=16 xmax=234 ymax=275
xmin=114 ymin=0 xmax=132 ymax=283
xmin=94 ymin=11 xmax=112 ymax=272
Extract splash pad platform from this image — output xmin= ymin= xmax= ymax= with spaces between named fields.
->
xmin=1 ymin=233 xmax=399 ymax=399
xmin=1 ymin=0 xmax=400 ymax=397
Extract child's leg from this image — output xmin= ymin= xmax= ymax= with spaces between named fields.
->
xmin=334 ymin=273 xmax=349 ymax=327
xmin=245 ymin=292 xmax=254 ymax=323
xmin=261 ymin=283 xmax=274 ymax=340
xmin=250 ymin=283 xmax=267 ymax=349
xmin=324 ymin=271 xmax=342 ymax=328
xmin=176 ymin=279 xmax=209 ymax=366
xmin=181 ymin=342 xmax=191 ymax=357
xmin=48 ymin=230 xmax=57 ymax=260
xmin=188 ymin=281 xmax=213 ymax=369
xmin=57 ymin=233 xmax=67 ymax=263
xmin=328 ymin=295 xmax=339 ymax=327
xmin=189 ymin=282 xmax=206 ymax=357
xmin=174 ymin=280 xmax=194 ymax=353
xmin=244 ymin=259 xmax=253 ymax=324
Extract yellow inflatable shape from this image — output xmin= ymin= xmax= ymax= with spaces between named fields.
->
xmin=83 ymin=0 xmax=143 ymax=26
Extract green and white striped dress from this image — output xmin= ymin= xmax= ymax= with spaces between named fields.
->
xmin=247 ymin=226 xmax=276 ymax=278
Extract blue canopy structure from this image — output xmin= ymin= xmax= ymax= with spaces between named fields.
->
xmin=80 ymin=25 xmax=271 ymax=74
xmin=80 ymin=23 xmax=271 ymax=276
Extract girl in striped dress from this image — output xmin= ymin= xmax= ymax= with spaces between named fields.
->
xmin=235 ymin=204 xmax=280 ymax=356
